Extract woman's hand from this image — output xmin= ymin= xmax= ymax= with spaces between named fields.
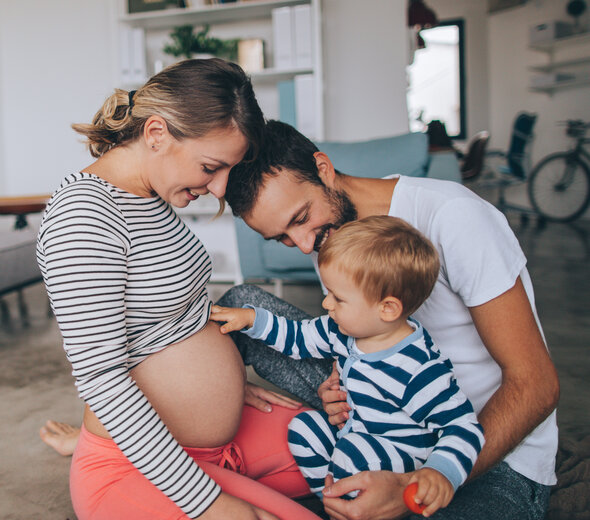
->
xmin=317 ymin=362 xmax=350 ymax=429
xmin=201 ymin=492 xmax=279 ymax=520
xmin=210 ymin=305 xmax=255 ymax=334
xmin=322 ymin=471 xmax=411 ymax=520
xmin=245 ymin=382 xmax=303 ymax=413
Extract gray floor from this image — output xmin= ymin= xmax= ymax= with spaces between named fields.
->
xmin=0 ymin=214 xmax=589 ymax=520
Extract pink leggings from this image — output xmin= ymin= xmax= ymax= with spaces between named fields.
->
xmin=70 ymin=405 xmax=321 ymax=520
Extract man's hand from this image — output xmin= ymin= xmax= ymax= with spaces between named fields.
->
xmin=322 ymin=471 xmax=411 ymax=520
xmin=245 ymin=382 xmax=303 ymax=413
xmin=210 ymin=305 xmax=255 ymax=334
xmin=318 ymin=362 xmax=350 ymax=429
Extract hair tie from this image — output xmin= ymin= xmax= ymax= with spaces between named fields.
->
xmin=128 ymin=90 xmax=137 ymax=110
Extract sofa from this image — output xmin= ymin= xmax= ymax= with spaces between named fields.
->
xmin=234 ymin=131 xmax=461 ymax=284
xmin=0 ymin=197 xmax=48 ymax=323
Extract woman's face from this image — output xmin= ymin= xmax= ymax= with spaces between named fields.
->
xmin=150 ymin=125 xmax=249 ymax=208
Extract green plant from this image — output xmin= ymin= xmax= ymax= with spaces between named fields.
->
xmin=163 ymin=24 xmax=238 ymax=61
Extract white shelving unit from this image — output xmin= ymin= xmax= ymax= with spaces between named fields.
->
xmin=175 ymin=197 xmax=243 ymax=285
xmin=116 ymin=0 xmax=324 ymax=137
xmin=115 ymin=0 xmax=325 ymax=284
xmin=119 ymin=0 xmax=309 ymax=29
xmin=529 ymin=30 xmax=590 ymax=94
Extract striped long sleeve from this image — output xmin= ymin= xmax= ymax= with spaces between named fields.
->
xmin=37 ymin=174 xmax=219 ymax=517
xmin=245 ymin=307 xmax=484 ymax=489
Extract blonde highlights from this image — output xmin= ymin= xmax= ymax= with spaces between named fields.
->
xmin=318 ymin=215 xmax=440 ymax=316
xmin=72 ymin=58 xmax=264 ymax=159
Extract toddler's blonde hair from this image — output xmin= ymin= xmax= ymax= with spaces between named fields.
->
xmin=318 ymin=215 xmax=440 ymax=317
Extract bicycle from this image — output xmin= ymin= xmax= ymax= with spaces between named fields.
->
xmin=527 ymin=120 xmax=590 ymax=222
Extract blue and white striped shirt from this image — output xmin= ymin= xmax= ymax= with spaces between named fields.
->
xmin=246 ymin=307 xmax=485 ymax=489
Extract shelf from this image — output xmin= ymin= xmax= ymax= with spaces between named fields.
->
xmin=528 ymin=29 xmax=590 ymax=94
xmin=529 ymin=76 xmax=590 ymax=93
xmin=121 ymin=0 xmax=310 ymax=29
xmin=250 ymin=66 xmax=313 ymax=81
xmin=529 ymin=56 xmax=590 ymax=73
xmin=530 ymin=30 xmax=590 ymax=53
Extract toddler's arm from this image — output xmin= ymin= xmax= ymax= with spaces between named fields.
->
xmin=213 ymin=305 xmax=336 ymax=360
xmin=210 ymin=305 xmax=255 ymax=333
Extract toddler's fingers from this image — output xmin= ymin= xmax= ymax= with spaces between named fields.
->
xmin=422 ymin=495 xmax=444 ymax=518
xmin=220 ymin=321 xmax=241 ymax=334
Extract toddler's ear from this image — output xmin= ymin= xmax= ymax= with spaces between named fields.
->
xmin=379 ymin=296 xmax=403 ymax=322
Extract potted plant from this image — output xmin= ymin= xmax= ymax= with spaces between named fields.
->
xmin=163 ymin=24 xmax=238 ymax=61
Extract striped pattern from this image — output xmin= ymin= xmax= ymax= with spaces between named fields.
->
xmin=36 ymin=173 xmax=219 ymax=517
xmin=247 ymin=307 xmax=485 ymax=491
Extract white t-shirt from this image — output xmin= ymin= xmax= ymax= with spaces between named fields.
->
xmin=315 ymin=174 xmax=558 ymax=486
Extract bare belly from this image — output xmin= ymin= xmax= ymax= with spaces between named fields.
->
xmin=83 ymin=320 xmax=247 ymax=448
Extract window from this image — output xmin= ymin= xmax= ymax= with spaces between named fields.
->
xmin=407 ymin=20 xmax=466 ymax=139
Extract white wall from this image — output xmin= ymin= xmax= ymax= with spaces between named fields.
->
xmin=486 ymin=0 xmax=590 ymax=209
xmin=488 ymin=0 xmax=590 ymax=161
xmin=0 ymin=0 xmax=117 ymax=196
xmin=430 ymin=0 xmax=490 ymax=145
xmin=2 ymin=0 xmax=589 ymax=197
xmin=0 ymin=0 xmax=411 ymax=195
xmin=321 ymin=0 xmax=409 ymax=141
xmin=0 ymin=18 xmax=5 ymax=195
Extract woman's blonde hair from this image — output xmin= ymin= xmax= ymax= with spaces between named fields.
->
xmin=318 ymin=215 xmax=440 ymax=317
xmin=72 ymin=58 xmax=264 ymax=159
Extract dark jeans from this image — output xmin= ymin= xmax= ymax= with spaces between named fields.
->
xmin=216 ymin=284 xmax=551 ymax=520
xmin=217 ymin=283 xmax=332 ymax=409
xmin=412 ymin=462 xmax=551 ymax=520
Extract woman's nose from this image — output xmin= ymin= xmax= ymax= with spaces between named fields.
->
xmin=207 ymin=171 xmax=229 ymax=199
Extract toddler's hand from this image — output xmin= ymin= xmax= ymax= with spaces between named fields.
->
xmin=406 ymin=468 xmax=454 ymax=517
xmin=210 ymin=305 xmax=255 ymax=334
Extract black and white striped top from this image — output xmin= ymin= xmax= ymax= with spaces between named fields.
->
xmin=37 ymin=172 xmax=220 ymax=517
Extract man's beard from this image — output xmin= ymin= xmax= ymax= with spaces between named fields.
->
xmin=313 ymin=187 xmax=358 ymax=252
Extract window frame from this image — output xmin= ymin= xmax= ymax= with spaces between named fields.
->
xmin=409 ymin=18 xmax=467 ymax=140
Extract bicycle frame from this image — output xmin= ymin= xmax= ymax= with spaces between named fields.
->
xmin=527 ymin=120 xmax=590 ymax=222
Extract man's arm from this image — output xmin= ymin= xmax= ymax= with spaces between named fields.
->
xmin=320 ymin=277 xmax=559 ymax=520
xmin=466 ymin=276 xmax=559 ymax=479
xmin=321 ymin=276 xmax=559 ymax=476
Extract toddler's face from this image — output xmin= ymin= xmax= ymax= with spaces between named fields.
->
xmin=319 ymin=263 xmax=384 ymax=340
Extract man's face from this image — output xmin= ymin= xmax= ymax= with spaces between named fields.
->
xmin=244 ymin=170 xmax=357 ymax=254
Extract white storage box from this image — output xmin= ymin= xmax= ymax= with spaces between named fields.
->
xmin=530 ymin=73 xmax=575 ymax=88
xmin=529 ymin=21 xmax=574 ymax=44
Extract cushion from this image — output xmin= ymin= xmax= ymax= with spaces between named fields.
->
xmin=234 ymin=218 xmax=316 ymax=281
xmin=0 ymin=229 xmax=42 ymax=294
xmin=316 ymin=132 xmax=429 ymax=179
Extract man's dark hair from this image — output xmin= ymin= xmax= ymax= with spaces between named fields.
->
xmin=225 ymin=120 xmax=325 ymax=217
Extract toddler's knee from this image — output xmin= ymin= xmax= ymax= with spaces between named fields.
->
xmin=287 ymin=410 xmax=314 ymax=442
xmin=288 ymin=409 xmax=333 ymax=452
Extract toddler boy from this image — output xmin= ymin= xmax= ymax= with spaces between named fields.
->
xmin=211 ymin=215 xmax=485 ymax=516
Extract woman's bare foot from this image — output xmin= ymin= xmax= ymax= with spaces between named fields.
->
xmin=39 ymin=420 xmax=80 ymax=456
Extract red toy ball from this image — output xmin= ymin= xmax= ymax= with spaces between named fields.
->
xmin=403 ymin=482 xmax=427 ymax=514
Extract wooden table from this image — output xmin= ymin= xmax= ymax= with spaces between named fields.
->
xmin=0 ymin=195 xmax=50 ymax=229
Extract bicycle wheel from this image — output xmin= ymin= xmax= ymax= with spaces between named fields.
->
xmin=528 ymin=152 xmax=590 ymax=222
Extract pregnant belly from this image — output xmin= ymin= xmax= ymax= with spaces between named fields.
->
xmin=130 ymin=320 xmax=247 ymax=448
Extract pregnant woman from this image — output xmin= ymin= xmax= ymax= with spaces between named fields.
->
xmin=36 ymin=59 xmax=318 ymax=519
